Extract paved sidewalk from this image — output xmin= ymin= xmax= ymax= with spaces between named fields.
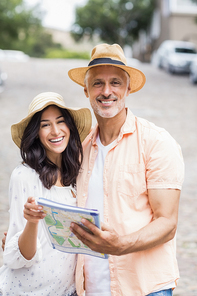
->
xmin=0 ymin=58 xmax=196 ymax=295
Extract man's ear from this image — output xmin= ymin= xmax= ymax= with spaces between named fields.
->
xmin=126 ymin=84 xmax=131 ymax=96
xmin=84 ymin=86 xmax=89 ymax=98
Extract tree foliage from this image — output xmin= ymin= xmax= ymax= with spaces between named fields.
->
xmin=0 ymin=0 xmax=41 ymax=48
xmin=71 ymin=0 xmax=156 ymax=47
xmin=0 ymin=0 xmax=60 ymax=57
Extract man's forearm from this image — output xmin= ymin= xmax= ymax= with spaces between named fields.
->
xmin=118 ymin=216 xmax=177 ymax=255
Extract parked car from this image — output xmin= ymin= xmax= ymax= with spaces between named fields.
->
xmin=189 ymin=58 xmax=197 ymax=84
xmin=156 ymin=40 xmax=197 ymax=74
xmin=0 ymin=63 xmax=8 ymax=93
xmin=0 ymin=50 xmax=29 ymax=62
xmin=0 ymin=68 xmax=7 ymax=93
xmin=0 ymin=70 xmax=3 ymax=91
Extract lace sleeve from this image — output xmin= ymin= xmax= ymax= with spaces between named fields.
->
xmin=3 ymin=165 xmax=42 ymax=269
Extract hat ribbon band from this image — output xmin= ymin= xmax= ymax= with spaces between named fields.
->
xmin=88 ymin=57 xmax=125 ymax=67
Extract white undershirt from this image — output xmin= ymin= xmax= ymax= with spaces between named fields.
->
xmin=84 ymin=135 xmax=113 ymax=296
xmin=84 ymin=135 xmax=176 ymax=295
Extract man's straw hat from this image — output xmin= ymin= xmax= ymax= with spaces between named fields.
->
xmin=68 ymin=43 xmax=146 ymax=93
xmin=11 ymin=92 xmax=92 ymax=148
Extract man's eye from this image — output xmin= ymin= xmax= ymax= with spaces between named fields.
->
xmin=112 ymin=81 xmax=120 ymax=85
xmin=93 ymin=81 xmax=102 ymax=86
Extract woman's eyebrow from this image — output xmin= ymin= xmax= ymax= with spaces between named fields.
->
xmin=56 ymin=115 xmax=64 ymax=120
xmin=40 ymin=115 xmax=64 ymax=122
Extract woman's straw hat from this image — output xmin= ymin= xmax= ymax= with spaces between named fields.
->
xmin=68 ymin=43 xmax=146 ymax=94
xmin=11 ymin=92 xmax=92 ymax=148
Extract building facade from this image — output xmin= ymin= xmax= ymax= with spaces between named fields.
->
xmin=133 ymin=0 xmax=197 ymax=61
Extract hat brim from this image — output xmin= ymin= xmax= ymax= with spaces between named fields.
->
xmin=68 ymin=63 xmax=146 ymax=94
xmin=11 ymin=101 xmax=92 ymax=148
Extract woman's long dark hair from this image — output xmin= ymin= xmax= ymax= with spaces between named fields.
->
xmin=20 ymin=106 xmax=83 ymax=189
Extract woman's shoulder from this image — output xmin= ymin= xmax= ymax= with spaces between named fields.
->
xmin=9 ymin=164 xmax=46 ymax=205
xmin=11 ymin=163 xmax=39 ymax=182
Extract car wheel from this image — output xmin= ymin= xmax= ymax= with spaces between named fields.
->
xmin=158 ymin=60 xmax=163 ymax=69
xmin=168 ymin=64 xmax=175 ymax=74
xmin=189 ymin=72 xmax=197 ymax=84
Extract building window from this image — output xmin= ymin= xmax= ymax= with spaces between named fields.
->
xmin=170 ymin=0 xmax=197 ymax=13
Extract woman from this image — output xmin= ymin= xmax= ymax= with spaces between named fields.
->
xmin=0 ymin=92 xmax=92 ymax=295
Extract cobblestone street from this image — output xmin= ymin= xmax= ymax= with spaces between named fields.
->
xmin=0 ymin=58 xmax=196 ymax=295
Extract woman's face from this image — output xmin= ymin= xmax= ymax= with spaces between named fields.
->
xmin=38 ymin=105 xmax=70 ymax=164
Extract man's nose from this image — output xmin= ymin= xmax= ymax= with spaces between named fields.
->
xmin=102 ymin=83 xmax=112 ymax=97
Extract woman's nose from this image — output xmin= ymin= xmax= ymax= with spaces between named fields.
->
xmin=51 ymin=124 xmax=59 ymax=135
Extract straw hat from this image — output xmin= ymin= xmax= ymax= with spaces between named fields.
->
xmin=11 ymin=92 xmax=92 ymax=148
xmin=68 ymin=43 xmax=146 ymax=94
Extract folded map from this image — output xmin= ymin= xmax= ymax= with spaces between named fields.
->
xmin=37 ymin=197 xmax=108 ymax=259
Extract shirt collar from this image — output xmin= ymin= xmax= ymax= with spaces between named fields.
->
xmin=120 ymin=108 xmax=136 ymax=134
xmin=90 ymin=108 xmax=136 ymax=145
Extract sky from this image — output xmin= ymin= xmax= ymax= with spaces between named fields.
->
xmin=25 ymin=0 xmax=87 ymax=31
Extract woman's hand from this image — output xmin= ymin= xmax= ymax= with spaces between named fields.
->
xmin=23 ymin=197 xmax=46 ymax=224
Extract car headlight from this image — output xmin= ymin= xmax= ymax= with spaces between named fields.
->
xmin=169 ymin=58 xmax=188 ymax=67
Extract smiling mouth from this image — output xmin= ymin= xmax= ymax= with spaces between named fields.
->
xmin=99 ymin=100 xmax=114 ymax=104
xmin=50 ymin=137 xmax=64 ymax=143
xmin=97 ymin=95 xmax=117 ymax=105
xmin=97 ymin=98 xmax=118 ymax=106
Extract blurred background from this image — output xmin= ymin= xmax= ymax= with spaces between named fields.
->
xmin=0 ymin=0 xmax=197 ymax=295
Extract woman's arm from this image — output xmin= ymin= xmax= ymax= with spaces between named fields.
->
xmin=18 ymin=197 xmax=46 ymax=260
xmin=3 ymin=166 xmax=45 ymax=268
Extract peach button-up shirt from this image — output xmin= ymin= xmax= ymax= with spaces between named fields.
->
xmin=76 ymin=108 xmax=184 ymax=296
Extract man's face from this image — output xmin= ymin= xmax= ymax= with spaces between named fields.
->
xmin=84 ymin=65 xmax=131 ymax=119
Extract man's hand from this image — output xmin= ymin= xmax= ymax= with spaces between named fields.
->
xmin=2 ymin=231 xmax=7 ymax=251
xmin=70 ymin=219 xmax=122 ymax=255
xmin=71 ymin=189 xmax=180 ymax=256
xmin=23 ymin=197 xmax=46 ymax=223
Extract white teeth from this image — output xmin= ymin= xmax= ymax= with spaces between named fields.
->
xmin=101 ymin=101 xmax=113 ymax=104
xmin=50 ymin=137 xmax=63 ymax=143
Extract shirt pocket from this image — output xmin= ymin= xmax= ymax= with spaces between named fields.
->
xmin=117 ymin=163 xmax=146 ymax=197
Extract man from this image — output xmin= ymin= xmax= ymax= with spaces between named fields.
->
xmin=69 ymin=43 xmax=184 ymax=296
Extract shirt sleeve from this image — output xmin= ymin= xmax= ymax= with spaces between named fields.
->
xmin=3 ymin=165 xmax=42 ymax=269
xmin=145 ymin=129 xmax=184 ymax=190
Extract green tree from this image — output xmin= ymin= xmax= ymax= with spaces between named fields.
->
xmin=0 ymin=0 xmax=61 ymax=57
xmin=0 ymin=0 xmax=42 ymax=49
xmin=71 ymin=0 xmax=156 ymax=47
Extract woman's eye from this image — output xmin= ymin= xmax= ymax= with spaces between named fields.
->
xmin=41 ymin=123 xmax=49 ymax=128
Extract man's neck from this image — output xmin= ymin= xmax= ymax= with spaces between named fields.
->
xmin=96 ymin=108 xmax=127 ymax=146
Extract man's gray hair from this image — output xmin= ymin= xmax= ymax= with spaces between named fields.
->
xmin=84 ymin=67 xmax=130 ymax=87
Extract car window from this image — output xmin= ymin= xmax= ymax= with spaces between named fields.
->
xmin=175 ymin=48 xmax=196 ymax=54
